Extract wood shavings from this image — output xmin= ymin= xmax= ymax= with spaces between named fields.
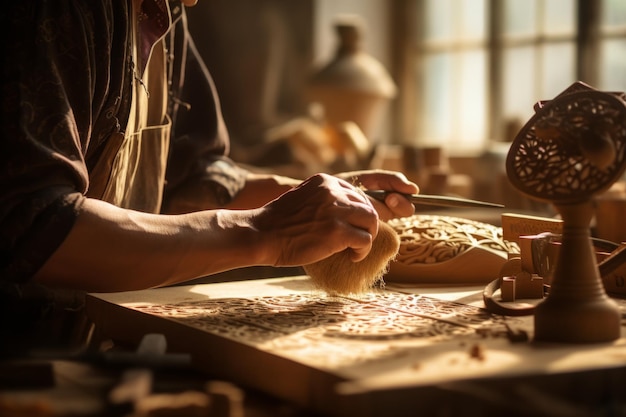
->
xmin=469 ymin=343 xmax=485 ymax=361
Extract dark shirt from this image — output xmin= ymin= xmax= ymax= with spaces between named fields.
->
xmin=0 ymin=0 xmax=245 ymax=348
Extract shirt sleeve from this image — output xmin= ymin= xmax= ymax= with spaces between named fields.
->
xmin=0 ymin=1 xmax=129 ymax=283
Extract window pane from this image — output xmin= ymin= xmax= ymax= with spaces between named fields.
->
xmin=601 ymin=39 xmax=626 ymax=91
xmin=603 ymin=0 xmax=626 ymax=28
xmin=543 ymin=0 xmax=576 ymax=34
xmin=503 ymin=46 xmax=536 ymax=125
xmin=421 ymin=53 xmax=453 ymax=145
xmin=601 ymin=0 xmax=626 ymax=92
xmin=456 ymin=50 xmax=487 ymax=149
xmin=504 ymin=0 xmax=538 ymax=36
xmin=420 ymin=51 xmax=486 ymax=150
xmin=424 ymin=0 xmax=454 ymax=41
xmin=459 ymin=0 xmax=486 ymax=40
xmin=540 ymin=43 xmax=576 ymax=97
xmin=424 ymin=0 xmax=486 ymax=41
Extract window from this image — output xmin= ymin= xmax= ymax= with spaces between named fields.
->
xmin=500 ymin=0 xmax=576 ymax=143
xmin=600 ymin=0 xmax=626 ymax=90
xmin=418 ymin=0 xmax=488 ymax=153
xmin=394 ymin=0 xmax=626 ymax=155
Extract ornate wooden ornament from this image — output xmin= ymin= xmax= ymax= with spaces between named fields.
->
xmin=506 ymin=81 xmax=626 ymax=343
xmin=385 ymin=215 xmax=515 ymax=284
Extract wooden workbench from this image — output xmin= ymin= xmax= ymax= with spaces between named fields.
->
xmin=85 ymin=276 xmax=626 ymax=417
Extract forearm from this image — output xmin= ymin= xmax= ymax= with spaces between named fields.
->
xmin=33 ymin=198 xmax=267 ymax=292
xmin=33 ymin=173 xmax=392 ymax=293
xmin=162 ymin=168 xmax=299 ymax=213
xmin=225 ymin=171 xmax=300 ymax=209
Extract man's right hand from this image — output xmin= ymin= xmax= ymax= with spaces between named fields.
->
xmin=252 ymin=173 xmax=380 ymax=267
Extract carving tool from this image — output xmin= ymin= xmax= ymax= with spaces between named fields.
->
xmin=364 ymin=190 xmax=505 ymax=209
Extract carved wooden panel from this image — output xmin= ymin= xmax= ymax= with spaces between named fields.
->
xmin=130 ymin=291 xmax=513 ymax=369
xmin=87 ymin=277 xmax=626 ymax=417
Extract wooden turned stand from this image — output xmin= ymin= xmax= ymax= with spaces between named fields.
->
xmin=534 ymin=201 xmax=621 ymax=343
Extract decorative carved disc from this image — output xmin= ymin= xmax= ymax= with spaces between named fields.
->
xmin=506 ymin=83 xmax=626 ymax=204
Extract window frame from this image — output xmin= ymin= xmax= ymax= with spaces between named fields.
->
xmin=389 ymin=0 xmax=623 ymax=154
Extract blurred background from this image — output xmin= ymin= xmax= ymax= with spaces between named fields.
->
xmin=186 ymin=0 xmax=626 ymax=219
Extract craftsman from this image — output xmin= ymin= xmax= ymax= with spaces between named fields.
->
xmin=0 ymin=0 xmax=418 ymax=350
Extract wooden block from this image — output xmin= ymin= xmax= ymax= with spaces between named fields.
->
xmin=514 ymin=272 xmax=544 ymax=300
xmin=601 ymin=243 xmax=626 ymax=297
xmin=501 ymin=213 xmax=563 ymax=244
xmin=501 ymin=277 xmax=516 ymax=301
xmin=604 ymin=267 xmax=626 ymax=296
xmin=518 ymin=236 xmax=536 ymax=273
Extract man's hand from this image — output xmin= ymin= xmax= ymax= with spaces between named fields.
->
xmin=252 ymin=173 xmax=379 ymax=267
xmin=335 ymin=170 xmax=419 ymax=220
